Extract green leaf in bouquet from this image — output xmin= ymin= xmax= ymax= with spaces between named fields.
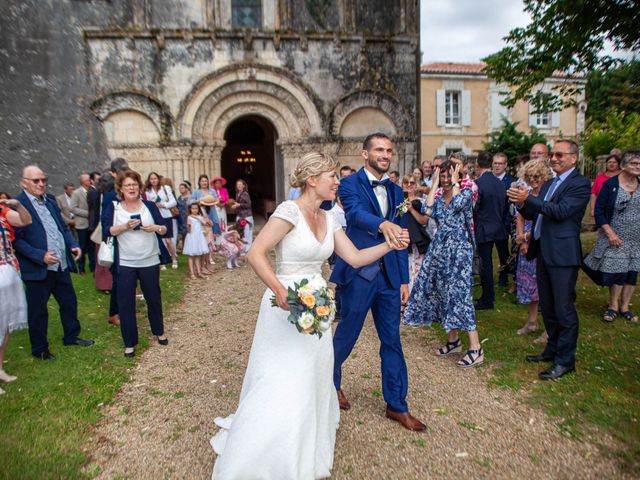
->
xmin=299 ymin=278 xmax=309 ymax=287
xmin=316 ymin=298 xmax=326 ymax=306
xmin=287 ymin=313 xmax=298 ymax=324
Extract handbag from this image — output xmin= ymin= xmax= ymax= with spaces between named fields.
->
xmin=463 ymin=213 xmax=482 ymax=277
xmin=97 ymin=202 xmax=117 ymax=268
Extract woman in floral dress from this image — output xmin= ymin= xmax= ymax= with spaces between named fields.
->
xmin=514 ymin=159 xmax=552 ymax=342
xmin=403 ymin=160 xmax=484 ymax=368
xmin=400 ymin=175 xmax=429 ymax=292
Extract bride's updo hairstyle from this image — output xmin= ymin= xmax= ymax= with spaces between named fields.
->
xmin=290 ymin=152 xmax=339 ymax=191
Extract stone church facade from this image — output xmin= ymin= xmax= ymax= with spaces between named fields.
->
xmin=0 ymin=0 xmax=419 ymax=207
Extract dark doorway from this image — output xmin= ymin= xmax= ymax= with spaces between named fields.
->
xmin=221 ymin=116 xmax=277 ymax=217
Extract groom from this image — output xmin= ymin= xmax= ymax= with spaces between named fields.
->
xmin=331 ymin=133 xmax=426 ymax=432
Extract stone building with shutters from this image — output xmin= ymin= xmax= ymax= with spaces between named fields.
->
xmin=420 ymin=62 xmax=587 ymax=162
xmin=0 ymin=0 xmax=420 ymax=213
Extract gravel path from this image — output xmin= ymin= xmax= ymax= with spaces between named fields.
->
xmin=87 ymin=261 xmax=629 ymax=479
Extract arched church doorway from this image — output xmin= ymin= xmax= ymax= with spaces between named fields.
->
xmin=221 ymin=116 xmax=278 ymax=218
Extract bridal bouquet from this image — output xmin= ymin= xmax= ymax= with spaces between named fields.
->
xmin=271 ymin=277 xmax=336 ymax=338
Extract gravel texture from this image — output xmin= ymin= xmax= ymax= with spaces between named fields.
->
xmin=87 ymin=261 xmax=630 ymax=479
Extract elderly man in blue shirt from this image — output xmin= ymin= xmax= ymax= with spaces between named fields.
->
xmin=13 ymin=166 xmax=94 ymax=360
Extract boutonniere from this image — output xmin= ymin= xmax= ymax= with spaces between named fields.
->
xmin=394 ymin=200 xmax=409 ymax=218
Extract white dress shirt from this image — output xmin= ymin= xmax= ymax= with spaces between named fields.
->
xmin=363 ymin=168 xmax=389 ymax=218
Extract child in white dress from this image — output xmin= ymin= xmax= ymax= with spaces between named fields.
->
xmin=182 ymin=202 xmax=209 ymax=278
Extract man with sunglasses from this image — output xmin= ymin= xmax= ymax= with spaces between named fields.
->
xmin=507 ymin=140 xmax=590 ymax=380
xmin=13 ymin=166 xmax=94 ymax=360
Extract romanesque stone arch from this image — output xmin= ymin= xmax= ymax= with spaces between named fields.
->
xmin=329 ymin=90 xmax=409 ymax=137
xmin=177 ymin=64 xmax=324 ymax=142
xmin=91 ymin=91 xmax=174 ymax=142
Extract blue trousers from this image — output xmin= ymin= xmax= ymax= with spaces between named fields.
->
xmin=76 ymin=228 xmax=96 ymax=273
xmin=116 ymin=264 xmax=164 ymax=348
xmin=24 ymin=269 xmax=81 ymax=355
xmin=537 ymin=257 xmax=580 ymax=367
xmin=333 ymin=271 xmax=409 ymax=413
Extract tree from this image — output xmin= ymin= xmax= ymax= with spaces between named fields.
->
xmin=482 ymin=119 xmax=548 ymax=169
xmin=483 ymin=0 xmax=640 ymax=112
xmin=586 ymin=60 xmax=640 ymax=123
xmin=582 ymin=109 xmax=640 ymax=159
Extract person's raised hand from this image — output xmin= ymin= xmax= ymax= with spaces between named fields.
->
xmin=431 ymin=167 xmax=440 ymax=189
xmin=451 ymin=163 xmax=461 ymax=184
xmin=507 ymin=186 xmax=528 ymax=205
xmin=379 ymin=220 xmax=404 ymax=249
xmin=0 ymin=199 xmax=20 ymax=208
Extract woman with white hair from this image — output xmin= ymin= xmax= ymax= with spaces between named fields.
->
xmin=210 ymin=152 xmax=409 ymax=480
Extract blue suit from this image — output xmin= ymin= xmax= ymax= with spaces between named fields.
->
xmin=330 ymin=167 xmax=410 ymax=413
xmin=473 ymin=171 xmax=507 ymax=305
xmin=519 ymin=169 xmax=590 ymax=367
xmin=13 ymin=192 xmax=82 ymax=355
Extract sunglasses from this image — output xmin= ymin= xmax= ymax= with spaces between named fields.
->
xmin=550 ymin=151 xmax=576 ymax=159
xmin=24 ymin=177 xmax=48 ymax=184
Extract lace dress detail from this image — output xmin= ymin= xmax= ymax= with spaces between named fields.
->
xmin=210 ymin=200 xmax=340 ymax=480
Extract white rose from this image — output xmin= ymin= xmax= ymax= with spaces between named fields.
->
xmin=297 ymin=312 xmax=315 ymax=329
xmin=307 ymin=277 xmax=326 ymax=292
xmin=298 ymin=284 xmax=314 ymax=296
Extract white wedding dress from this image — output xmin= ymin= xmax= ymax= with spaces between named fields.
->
xmin=210 ymin=201 xmax=340 ymax=480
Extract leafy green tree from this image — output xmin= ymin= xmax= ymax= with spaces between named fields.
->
xmin=483 ymin=0 xmax=640 ymax=112
xmin=482 ymin=118 xmax=548 ymax=168
xmin=586 ymin=60 xmax=640 ymax=123
xmin=583 ymin=109 xmax=640 ymax=159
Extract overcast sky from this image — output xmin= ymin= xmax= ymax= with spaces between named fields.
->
xmin=420 ymin=0 xmax=530 ymax=64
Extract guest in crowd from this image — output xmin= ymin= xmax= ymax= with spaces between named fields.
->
xmin=102 ymin=170 xmax=170 ymax=357
xmin=400 ymin=174 xmax=429 ymax=291
xmin=56 ymin=182 xmax=76 ymax=231
xmin=191 ymin=174 xmax=215 ymax=201
xmin=411 ymin=167 xmax=424 ymax=191
xmin=447 ymin=152 xmax=478 ymax=206
xmin=589 ymin=153 xmax=621 ymax=217
xmin=508 ymin=140 xmax=590 ymax=380
xmin=211 ymin=176 xmax=229 ymax=230
xmin=0 ymin=196 xmax=31 ymax=386
xmin=176 ymin=180 xmax=192 ymax=251
xmin=421 ymin=159 xmax=434 ymax=191
xmin=93 ymin=171 xmax=115 ymax=302
xmin=14 ymin=166 xmax=94 ymax=360
xmin=529 ymin=143 xmax=549 ymax=162
xmin=339 ymin=166 xmax=353 ymax=179
xmin=287 ymin=186 xmax=301 ymax=200
xmin=389 ymin=170 xmax=400 ymax=185
xmin=183 ymin=201 xmax=210 ymax=279
xmin=199 ymin=195 xmax=221 ymax=271
xmin=87 ymin=171 xmax=102 ymax=252
xmin=217 ymin=219 xmax=248 ymax=269
xmin=493 ymin=152 xmax=517 ymax=288
xmin=403 ymin=161 xmax=484 ymax=368
xmin=0 ymin=192 xmax=11 ymax=200
xmin=514 ymin=153 xmax=530 ymax=172
xmin=144 ymin=172 xmax=178 ymax=270
xmin=161 ymin=177 xmax=180 ymax=253
xmin=473 ymin=151 xmax=508 ymax=310
xmin=514 ymin=159 xmax=552 ymax=341
xmin=230 ymin=179 xmax=253 ymax=249
xmin=70 ymin=173 xmax=94 ymax=274
xmin=584 ymin=150 xmax=640 ymax=323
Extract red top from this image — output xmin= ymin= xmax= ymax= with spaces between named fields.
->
xmin=591 ymin=172 xmax=619 ymax=196
xmin=0 ymin=205 xmax=19 ymax=271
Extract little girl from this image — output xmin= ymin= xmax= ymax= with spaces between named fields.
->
xmin=218 ymin=219 xmax=249 ymax=269
xmin=182 ymin=202 xmax=210 ymax=279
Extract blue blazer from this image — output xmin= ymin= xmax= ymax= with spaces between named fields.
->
xmin=13 ymin=192 xmax=80 ymax=281
xmin=593 ymin=175 xmax=640 ymax=228
xmin=474 ymin=171 xmax=508 ymax=243
xmin=519 ymin=169 xmax=590 ymax=267
xmin=101 ymin=199 xmax=171 ymax=274
xmin=330 ymin=167 xmax=409 ymax=288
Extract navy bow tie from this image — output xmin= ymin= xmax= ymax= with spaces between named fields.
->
xmin=371 ymin=179 xmax=389 ymax=188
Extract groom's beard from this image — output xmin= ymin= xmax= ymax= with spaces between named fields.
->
xmin=367 ymin=158 xmax=390 ymax=175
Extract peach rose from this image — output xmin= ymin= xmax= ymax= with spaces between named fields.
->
xmin=315 ymin=305 xmax=331 ymax=317
xmin=300 ymin=293 xmax=316 ymax=309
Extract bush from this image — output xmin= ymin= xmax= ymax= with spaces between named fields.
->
xmin=583 ymin=109 xmax=640 ymax=159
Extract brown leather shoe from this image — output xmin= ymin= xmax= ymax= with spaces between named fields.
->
xmin=385 ymin=409 xmax=426 ymax=432
xmin=108 ymin=315 xmax=120 ymax=326
xmin=336 ymin=389 xmax=350 ymax=410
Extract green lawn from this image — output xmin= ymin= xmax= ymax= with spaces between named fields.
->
xmin=426 ymin=232 xmax=639 ymax=474
xmin=0 ymin=260 xmax=186 ymax=479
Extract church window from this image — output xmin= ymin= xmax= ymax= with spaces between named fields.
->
xmin=232 ymin=0 xmax=262 ymax=29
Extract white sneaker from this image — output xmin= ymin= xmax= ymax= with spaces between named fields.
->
xmin=172 ymin=260 xmax=178 ymax=269
xmin=233 ymin=258 xmax=241 ymax=268
xmin=0 ymin=370 xmax=17 ymax=383
xmin=160 ymin=265 xmax=167 ymax=271
xmin=0 ymin=387 xmax=5 ymax=395
xmin=226 ymin=259 xmax=234 ymax=269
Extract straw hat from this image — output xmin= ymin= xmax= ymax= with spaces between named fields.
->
xmin=211 ymin=176 xmax=227 ymax=187
xmin=199 ymin=194 xmax=217 ymax=206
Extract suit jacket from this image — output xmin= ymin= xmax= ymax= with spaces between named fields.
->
xmin=13 ymin=192 xmax=79 ymax=281
xmin=70 ymin=187 xmax=89 ymax=230
xmin=474 ymin=170 xmax=507 ymax=243
xmin=329 ymin=167 xmax=409 ymax=288
xmin=87 ymin=187 xmax=101 ymax=231
xmin=56 ymin=193 xmax=74 ymax=226
xmin=500 ymin=173 xmax=517 ymax=229
xmin=519 ymin=169 xmax=590 ymax=267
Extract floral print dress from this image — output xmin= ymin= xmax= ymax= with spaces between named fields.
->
xmin=403 ymin=189 xmax=477 ymax=332
xmin=515 ymin=214 xmax=538 ymax=304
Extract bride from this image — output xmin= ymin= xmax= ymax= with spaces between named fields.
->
xmin=210 ymin=152 xmax=409 ymax=479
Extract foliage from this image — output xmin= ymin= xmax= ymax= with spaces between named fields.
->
xmin=482 ymin=119 xmax=548 ymax=167
xmin=0 ymin=261 xmax=186 ymax=479
xmin=583 ymin=109 xmax=640 ymax=159
xmin=483 ymin=0 xmax=640 ymax=112
xmin=586 ymin=60 xmax=640 ymax=123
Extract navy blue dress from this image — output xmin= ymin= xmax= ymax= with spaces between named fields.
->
xmin=403 ymin=188 xmax=477 ymax=332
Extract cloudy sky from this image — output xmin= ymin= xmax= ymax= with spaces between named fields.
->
xmin=420 ymin=0 xmax=530 ymax=64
